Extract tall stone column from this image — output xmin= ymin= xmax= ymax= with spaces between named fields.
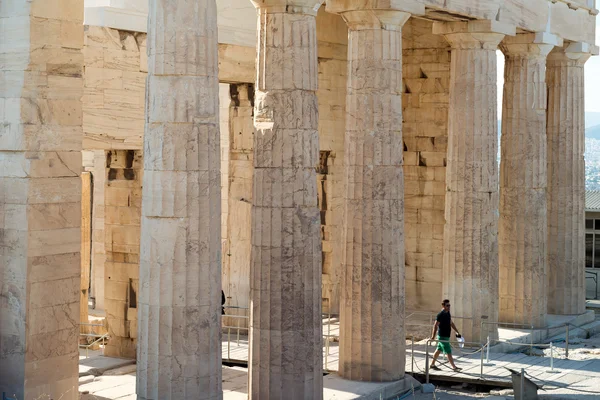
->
xmin=0 ymin=1 xmax=84 ymax=398
xmin=433 ymin=21 xmax=514 ymax=342
xmin=499 ymin=34 xmax=559 ymax=328
xmin=331 ymin=7 xmax=418 ymax=382
xmin=137 ymin=1 xmax=222 ymax=399
xmin=546 ymin=42 xmax=595 ymax=315
xmin=248 ymin=1 xmax=323 ymax=399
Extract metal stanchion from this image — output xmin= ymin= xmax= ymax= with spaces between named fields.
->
xmin=566 ymin=324 xmax=569 ymax=359
xmin=425 ymin=340 xmax=430 ymax=384
xmin=520 ymin=368 xmax=525 ymax=400
xmin=411 ymin=337 xmax=415 ymax=375
xmin=480 ymin=343 xmax=485 ymax=378
xmin=547 ymin=342 xmax=559 ymax=373
xmin=484 ymin=335 xmax=494 ymax=366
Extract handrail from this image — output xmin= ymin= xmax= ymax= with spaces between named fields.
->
xmin=586 ymin=269 xmax=599 ymax=300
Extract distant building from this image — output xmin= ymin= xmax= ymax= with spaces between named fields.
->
xmin=586 ymin=191 xmax=600 ymax=299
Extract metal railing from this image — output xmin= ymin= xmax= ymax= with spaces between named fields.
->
xmin=222 ymin=305 xmax=250 ymax=362
xmin=79 ymin=323 xmax=109 ymax=359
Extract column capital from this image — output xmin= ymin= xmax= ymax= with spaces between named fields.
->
xmin=548 ymin=41 xmax=599 ymax=64
xmin=339 ymin=9 xmax=411 ymax=31
xmin=250 ymin=0 xmax=323 ymax=15
xmin=433 ymin=20 xmax=515 ymax=49
xmin=326 ymin=0 xmax=425 ymax=16
xmin=499 ymin=32 xmax=562 ymax=58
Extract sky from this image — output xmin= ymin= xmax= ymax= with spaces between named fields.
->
xmin=497 ymin=19 xmax=600 ymax=114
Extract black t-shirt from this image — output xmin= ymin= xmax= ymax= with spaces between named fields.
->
xmin=436 ymin=310 xmax=451 ymax=337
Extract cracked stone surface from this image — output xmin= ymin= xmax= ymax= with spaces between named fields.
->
xmin=499 ymin=34 xmax=552 ymax=329
xmin=136 ymin=1 xmax=222 ymax=399
xmin=0 ymin=0 xmax=83 ymax=398
xmin=546 ymin=45 xmax=590 ymax=316
xmin=248 ymin=2 xmax=323 ymax=399
xmin=337 ymin=9 xmax=409 ymax=383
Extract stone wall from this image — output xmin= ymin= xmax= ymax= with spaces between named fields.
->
xmin=402 ymin=18 xmax=450 ymax=313
xmin=83 ymin=26 xmax=147 ymax=150
xmin=316 ymin=8 xmax=347 ymax=315
xmin=103 ymin=150 xmax=143 ymax=358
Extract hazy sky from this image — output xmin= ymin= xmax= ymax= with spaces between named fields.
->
xmin=497 ymin=19 xmax=600 ymax=114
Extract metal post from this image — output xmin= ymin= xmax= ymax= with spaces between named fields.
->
xmin=520 ymin=368 xmax=525 ymax=400
xmin=411 ymin=337 xmax=415 ymax=375
xmin=228 ymin=327 xmax=231 ymax=360
xmin=566 ymin=324 xmax=569 ymax=359
xmin=425 ymin=340 xmax=430 ymax=384
xmin=486 ymin=336 xmax=490 ymax=363
xmin=530 ymin=325 xmax=534 ymax=354
xmin=480 ymin=343 xmax=484 ymax=378
xmin=550 ymin=342 xmax=553 ymax=371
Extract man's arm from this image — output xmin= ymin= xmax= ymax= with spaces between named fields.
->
xmin=451 ymin=321 xmax=460 ymax=335
xmin=431 ymin=321 xmax=439 ymax=340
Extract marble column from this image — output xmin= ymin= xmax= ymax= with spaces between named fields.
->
xmin=248 ymin=1 xmax=323 ymax=399
xmin=334 ymin=9 xmax=412 ymax=382
xmin=434 ymin=21 xmax=514 ymax=342
xmin=499 ymin=34 xmax=559 ymax=328
xmin=546 ymin=42 xmax=595 ymax=315
xmin=0 ymin=1 xmax=84 ymax=398
xmin=137 ymin=0 xmax=222 ymax=399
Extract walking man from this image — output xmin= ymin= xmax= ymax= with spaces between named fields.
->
xmin=430 ymin=299 xmax=462 ymax=371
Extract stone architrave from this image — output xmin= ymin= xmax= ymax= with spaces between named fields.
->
xmin=546 ymin=42 xmax=596 ymax=315
xmin=248 ymin=1 xmax=323 ymax=399
xmin=0 ymin=0 xmax=84 ymax=398
xmin=433 ymin=20 xmax=514 ymax=342
xmin=328 ymin=4 xmax=422 ymax=381
xmin=136 ymin=1 xmax=222 ymax=399
xmin=498 ymin=33 xmax=559 ymax=328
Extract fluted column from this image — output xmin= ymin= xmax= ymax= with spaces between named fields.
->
xmin=434 ymin=21 xmax=514 ymax=342
xmin=547 ymin=42 xmax=595 ymax=315
xmin=332 ymin=9 xmax=412 ymax=382
xmin=137 ymin=1 xmax=222 ymax=399
xmin=499 ymin=34 xmax=558 ymax=328
xmin=248 ymin=1 xmax=323 ymax=399
xmin=0 ymin=1 xmax=83 ymax=398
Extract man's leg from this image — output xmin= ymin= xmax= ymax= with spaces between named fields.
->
xmin=430 ymin=349 xmax=442 ymax=366
xmin=447 ymin=353 xmax=460 ymax=370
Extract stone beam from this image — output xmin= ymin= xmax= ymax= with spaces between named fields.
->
xmin=248 ymin=0 xmax=323 ymax=398
xmin=434 ymin=20 xmax=514 ymax=342
xmin=136 ymin=0 xmax=222 ymax=398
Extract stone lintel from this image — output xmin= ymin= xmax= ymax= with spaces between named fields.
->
xmin=326 ymin=0 xmax=425 ymax=17
xmin=250 ymin=0 xmax=324 ymax=15
xmin=339 ymin=9 xmax=411 ymax=30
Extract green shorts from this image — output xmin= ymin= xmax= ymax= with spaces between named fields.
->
xmin=436 ymin=336 xmax=452 ymax=355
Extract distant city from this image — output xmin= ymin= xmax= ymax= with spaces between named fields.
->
xmin=496 ymin=113 xmax=600 ymax=190
xmin=585 ymin=112 xmax=600 ymax=190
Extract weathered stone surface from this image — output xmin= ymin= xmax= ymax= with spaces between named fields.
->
xmin=402 ymin=18 xmax=450 ymax=315
xmin=248 ymin=2 xmax=323 ymax=399
xmin=104 ymin=150 xmax=142 ymax=358
xmin=137 ymin=1 xmax=222 ymax=399
xmin=338 ymin=9 xmax=409 ymax=382
xmin=499 ymin=34 xmax=555 ymax=328
xmin=546 ymin=43 xmax=591 ymax=316
xmin=0 ymin=0 xmax=83 ymax=398
xmin=435 ymin=21 xmax=509 ymax=342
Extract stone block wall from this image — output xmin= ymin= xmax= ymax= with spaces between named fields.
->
xmin=103 ymin=150 xmax=143 ymax=358
xmin=83 ymin=26 xmax=147 ymax=150
xmin=402 ymin=18 xmax=450 ymax=313
xmin=316 ymin=8 xmax=347 ymax=315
